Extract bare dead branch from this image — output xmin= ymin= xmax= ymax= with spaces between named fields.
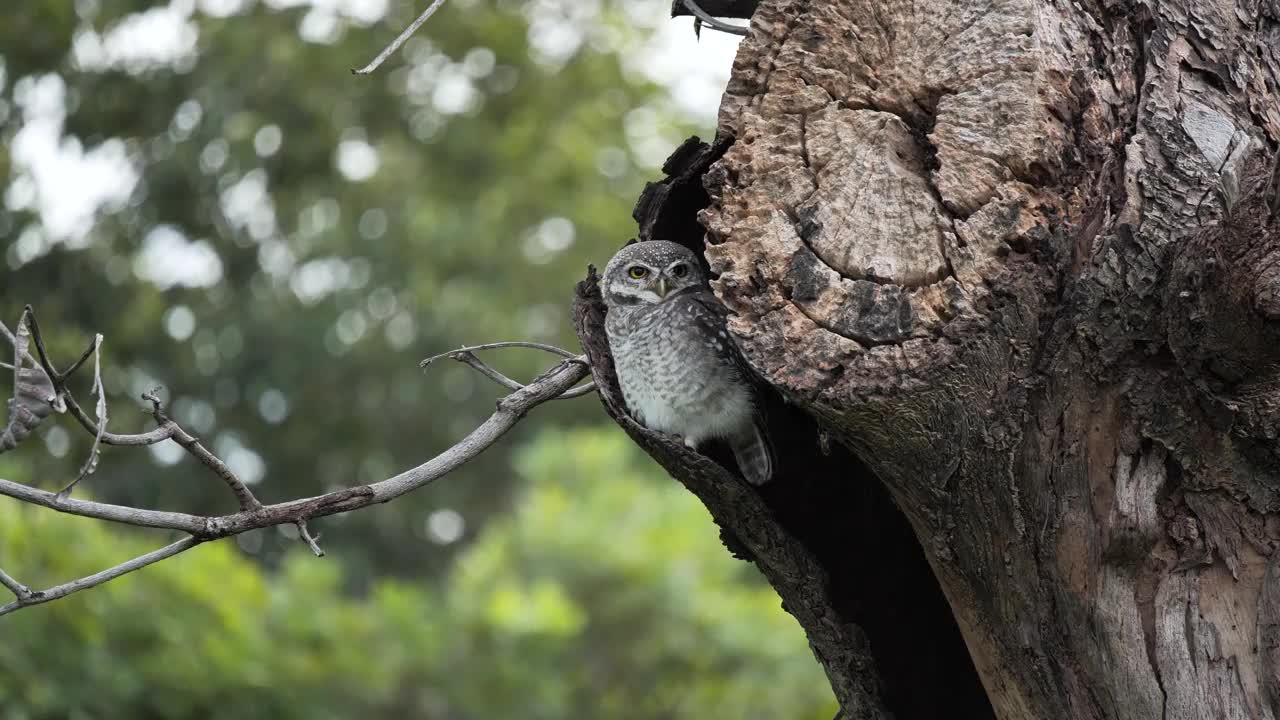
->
xmin=0 ymin=354 xmax=590 ymax=615
xmin=680 ymin=0 xmax=749 ymax=36
xmin=420 ymin=342 xmax=596 ymax=399
xmin=421 ymin=341 xmax=582 ymax=362
xmin=0 ymin=567 xmax=32 ymax=600
xmin=140 ymin=387 xmax=263 ymax=511
xmin=0 ymin=476 xmax=208 ymax=532
xmin=5 ymin=306 xmax=102 ymax=396
xmin=351 ymin=0 xmax=448 ymax=75
xmin=0 ymin=536 xmax=202 ymax=617
xmin=7 ymin=314 xmax=259 ymax=509
xmin=448 ymin=350 xmax=527 ymax=389
xmin=63 ymin=392 xmax=173 ymax=446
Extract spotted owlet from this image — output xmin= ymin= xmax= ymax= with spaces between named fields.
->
xmin=602 ymin=240 xmax=774 ymax=485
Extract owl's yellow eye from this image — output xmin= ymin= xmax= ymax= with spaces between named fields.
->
xmin=628 ymin=266 xmax=649 ymax=279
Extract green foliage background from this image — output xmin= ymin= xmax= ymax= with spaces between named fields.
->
xmin=1 ymin=430 xmax=835 ymax=719
xmin=0 ymin=0 xmax=836 ymax=716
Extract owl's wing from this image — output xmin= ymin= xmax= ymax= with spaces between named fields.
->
xmin=679 ymin=290 xmax=755 ymax=382
xmin=679 ymin=290 xmax=776 ymax=485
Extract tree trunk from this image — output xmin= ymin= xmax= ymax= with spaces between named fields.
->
xmin=576 ymin=0 xmax=1280 ymax=718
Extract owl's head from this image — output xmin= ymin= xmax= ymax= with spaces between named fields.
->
xmin=602 ymin=240 xmax=706 ymax=307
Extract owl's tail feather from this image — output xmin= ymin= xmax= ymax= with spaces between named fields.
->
xmin=732 ymin=421 xmax=774 ymax=486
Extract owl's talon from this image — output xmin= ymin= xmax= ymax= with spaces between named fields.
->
xmin=655 ymin=430 xmax=686 ymax=446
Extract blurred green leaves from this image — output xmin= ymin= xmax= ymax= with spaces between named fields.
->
xmin=0 ymin=0 xmax=691 ymax=578
xmin=0 ymin=2 xmax=837 ymax=715
xmin=0 ymin=427 xmax=837 ymax=720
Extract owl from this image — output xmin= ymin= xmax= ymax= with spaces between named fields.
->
xmin=602 ymin=240 xmax=774 ymax=485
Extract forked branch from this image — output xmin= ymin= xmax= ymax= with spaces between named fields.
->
xmin=0 ymin=568 xmax=32 ymax=600
xmin=420 ymin=342 xmax=596 ymax=398
xmin=0 ymin=308 xmax=593 ymax=617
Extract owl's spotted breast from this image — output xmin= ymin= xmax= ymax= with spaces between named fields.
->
xmin=606 ymin=293 xmax=754 ymax=450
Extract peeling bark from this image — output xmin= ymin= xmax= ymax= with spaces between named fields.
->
xmin=579 ymin=0 xmax=1280 ymax=718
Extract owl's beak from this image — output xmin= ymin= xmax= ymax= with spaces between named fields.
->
xmin=655 ymin=277 xmax=669 ymax=298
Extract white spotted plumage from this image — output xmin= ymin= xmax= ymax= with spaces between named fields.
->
xmin=602 ymin=241 xmax=774 ymax=485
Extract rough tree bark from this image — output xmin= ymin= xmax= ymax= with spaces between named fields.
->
xmin=576 ymin=1 xmax=1280 ymax=718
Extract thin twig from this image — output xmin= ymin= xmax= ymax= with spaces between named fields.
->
xmin=0 ymin=536 xmax=201 ymax=617
xmin=20 ymin=305 xmax=61 ymax=389
xmin=61 ymin=336 xmax=100 ymax=382
xmin=296 ymin=520 xmax=325 ymax=557
xmin=420 ymin=342 xmax=596 ymax=399
xmin=351 ymin=0 xmax=448 ymax=75
xmin=421 ymin=341 xmax=582 ymax=363
xmin=454 ymin=351 xmax=596 ymax=399
xmin=0 ymin=568 xmax=32 ymax=599
xmin=15 ymin=322 xmax=260 ymax=509
xmin=6 ymin=307 xmax=113 ymax=391
xmin=59 ymin=334 xmax=106 ymax=497
xmin=450 ymin=350 xmax=523 ymax=387
xmin=142 ymin=387 xmax=263 ymax=511
xmin=680 ymin=0 xmax=749 ymax=36
xmin=63 ymin=392 xmax=173 ymax=446
xmin=0 ymin=356 xmax=590 ymax=615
